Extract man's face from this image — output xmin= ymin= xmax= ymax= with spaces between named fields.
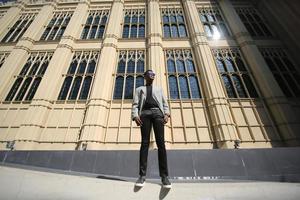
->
xmin=145 ymin=71 xmax=155 ymax=81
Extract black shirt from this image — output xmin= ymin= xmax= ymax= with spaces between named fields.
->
xmin=143 ymin=85 xmax=159 ymax=109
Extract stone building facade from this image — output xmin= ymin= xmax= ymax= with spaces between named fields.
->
xmin=0 ymin=0 xmax=299 ymax=150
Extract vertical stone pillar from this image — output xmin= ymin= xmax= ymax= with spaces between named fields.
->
xmin=14 ymin=1 xmax=90 ymax=150
xmin=78 ymin=0 xmax=124 ymax=149
xmin=147 ymin=0 xmax=171 ymax=148
xmin=219 ymin=0 xmax=300 ymax=145
xmin=182 ymin=0 xmax=238 ymax=148
xmin=0 ymin=1 xmax=25 ymax=39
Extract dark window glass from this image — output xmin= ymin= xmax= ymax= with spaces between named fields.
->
xmin=117 ymin=60 xmax=126 ymax=73
xmin=169 ymin=75 xmax=179 ymax=99
xmin=163 ymin=15 xmax=169 ymax=23
xmin=58 ymin=76 xmax=72 ymax=100
xmin=273 ymin=74 xmax=292 ymax=97
xmin=79 ymin=76 xmax=92 ymax=99
xmin=216 ymin=59 xmax=226 ymax=72
xmin=189 ymin=75 xmax=201 ymax=99
xmin=37 ymin=62 xmax=48 ymax=75
xmin=243 ymin=74 xmax=258 ymax=98
xmin=78 ymin=60 xmax=87 ymax=74
xmin=179 ymin=76 xmax=190 ymax=99
xmin=29 ymin=62 xmax=40 ymax=76
xmin=97 ymin=25 xmax=105 ymax=38
xmin=167 ymin=59 xmax=176 ymax=73
xmin=138 ymin=25 xmax=145 ymax=38
xmin=179 ymin=24 xmax=187 ymax=37
xmin=176 ymin=60 xmax=185 ymax=73
xmin=5 ymin=78 xmax=23 ymax=101
xmin=15 ymin=77 xmax=32 ymax=101
xmin=25 ymin=77 xmax=41 ymax=100
xmin=87 ymin=60 xmax=96 ymax=74
xmin=136 ymin=76 xmax=144 ymax=88
xmin=163 ymin=25 xmax=171 ymax=37
xmin=225 ymin=58 xmax=236 ymax=72
xmin=124 ymin=76 xmax=134 ymax=99
xmin=235 ymin=58 xmax=246 ymax=71
xmin=127 ymin=60 xmax=135 ymax=73
xmin=132 ymin=15 xmax=138 ymax=23
xmin=89 ymin=26 xmax=97 ymax=39
xmin=131 ymin=25 xmax=137 ymax=38
xmin=171 ymin=25 xmax=178 ymax=37
xmin=122 ymin=25 xmax=130 ymax=38
xmin=81 ymin=26 xmax=89 ymax=39
xmin=113 ymin=76 xmax=124 ymax=99
xmin=136 ymin=60 xmax=144 ymax=73
xmin=186 ymin=59 xmax=195 ymax=72
xmin=68 ymin=61 xmax=78 ymax=74
xmin=20 ymin=62 xmax=31 ymax=76
xmin=69 ymin=76 xmax=82 ymax=100
xmin=222 ymin=75 xmax=236 ymax=98
xmin=232 ymin=75 xmax=247 ymax=98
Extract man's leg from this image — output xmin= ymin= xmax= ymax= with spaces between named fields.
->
xmin=139 ymin=113 xmax=152 ymax=177
xmin=152 ymin=111 xmax=169 ymax=178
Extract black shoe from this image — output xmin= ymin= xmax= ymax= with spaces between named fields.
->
xmin=135 ymin=176 xmax=145 ymax=187
xmin=161 ymin=177 xmax=172 ymax=189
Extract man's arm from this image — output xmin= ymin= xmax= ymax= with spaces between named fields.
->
xmin=132 ymin=88 xmax=140 ymax=121
xmin=161 ymin=88 xmax=170 ymax=117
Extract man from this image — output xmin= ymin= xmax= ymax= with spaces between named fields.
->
xmin=132 ymin=69 xmax=172 ymax=189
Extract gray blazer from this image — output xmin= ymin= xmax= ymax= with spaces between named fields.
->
xmin=131 ymin=86 xmax=170 ymax=120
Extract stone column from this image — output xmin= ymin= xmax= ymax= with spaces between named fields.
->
xmin=182 ymin=0 xmax=238 ymax=148
xmin=14 ymin=1 xmax=90 ymax=150
xmin=78 ymin=0 xmax=124 ymax=149
xmin=219 ymin=0 xmax=300 ymax=145
xmin=147 ymin=0 xmax=171 ymax=148
xmin=0 ymin=1 xmax=25 ymax=39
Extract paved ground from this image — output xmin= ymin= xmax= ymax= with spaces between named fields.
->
xmin=1 ymin=165 xmax=300 ymax=200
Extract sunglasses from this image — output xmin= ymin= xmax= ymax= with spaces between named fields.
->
xmin=146 ymin=72 xmax=156 ymax=76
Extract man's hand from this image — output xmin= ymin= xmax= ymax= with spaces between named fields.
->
xmin=134 ymin=116 xmax=143 ymax=126
xmin=163 ymin=114 xmax=169 ymax=124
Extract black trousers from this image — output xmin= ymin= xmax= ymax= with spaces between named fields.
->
xmin=139 ymin=108 xmax=169 ymax=178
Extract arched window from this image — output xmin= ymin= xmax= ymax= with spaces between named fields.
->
xmin=200 ymin=14 xmax=207 ymax=22
xmin=125 ymin=76 xmax=134 ymax=99
xmin=25 ymin=77 xmax=41 ymax=100
xmin=131 ymin=25 xmax=138 ymax=38
xmin=179 ymin=24 xmax=187 ymax=37
xmin=29 ymin=62 xmax=40 ymax=76
xmin=170 ymin=15 xmax=176 ymax=23
xmin=177 ymin=15 xmax=184 ymax=23
xmin=207 ymin=14 xmax=215 ymax=22
xmin=89 ymin=26 xmax=97 ymax=39
xmin=264 ymin=57 xmax=277 ymax=71
xmin=169 ymin=76 xmax=179 ymax=99
xmin=179 ymin=76 xmax=190 ymax=99
xmin=242 ymin=74 xmax=258 ymax=98
xmin=69 ymin=76 xmax=82 ymax=100
xmin=56 ymin=27 xmax=65 ymax=40
xmin=163 ymin=15 xmax=169 ymax=23
xmin=163 ymin=25 xmax=171 ymax=38
xmin=189 ymin=75 xmax=201 ymax=99
xmin=225 ymin=58 xmax=236 ymax=72
xmin=5 ymin=78 xmax=23 ymax=101
xmin=132 ymin=15 xmax=138 ymax=23
xmin=79 ymin=76 xmax=92 ymax=99
xmin=93 ymin=16 xmax=100 ymax=24
xmin=41 ymin=28 xmax=51 ymax=40
xmin=86 ymin=16 xmax=93 ymax=24
xmin=122 ymin=25 xmax=130 ymax=38
xmin=117 ymin=60 xmax=126 ymax=73
xmin=136 ymin=76 xmax=144 ymax=88
xmin=138 ymin=25 xmax=145 ymax=38
xmin=167 ymin=59 xmax=176 ymax=73
xmin=58 ymin=76 xmax=72 ymax=100
xmin=20 ymin=62 xmax=31 ymax=76
xmin=81 ymin=26 xmax=89 ymax=39
xmin=219 ymin=23 xmax=229 ymax=36
xmin=97 ymin=25 xmax=105 ymax=38
xmin=235 ymin=58 xmax=246 ymax=71
xmin=171 ymin=25 xmax=178 ymax=37
xmin=204 ymin=24 xmax=212 ymax=37
xmin=186 ymin=59 xmax=195 ymax=72
xmin=101 ymin=15 xmax=108 ymax=24
xmin=124 ymin=15 xmax=130 ymax=23
xmin=15 ymin=77 xmax=32 ymax=101
xmin=139 ymin=16 xmax=145 ymax=23
xmin=136 ymin=60 xmax=144 ymax=73
xmin=127 ymin=60 xmax=135 ymax=73
xmin=232 ymin=75 xmax=246 ymax=98
xmin=176 ymin=60 xmax=185 ymax=73
xmin=113 ymin=76 xmax=124 ymax=99
xmin=78 ymin=60 xmax=87 ymax=74
xmin=87 ymin=60 xmax=96 ymax=74
xmin=216 ymin=59 xmax=226 ymax=72
xmin=37 ymin=62 xmax=48 ymax=75
xmin=273 ymin=58 xmax=286 ymax=71
xmin=222 ymin=75 xmax=236 ymax=98
xmin=68 ymin=61 xmax=78 ymax=74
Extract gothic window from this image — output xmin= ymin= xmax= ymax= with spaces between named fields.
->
xmin=236 ymin=7 xmax=272 ymax=37
xmin=1 ymin=13 xmax=35 ymax=43
xmin=260 ymin=48 xmax=300 ymax=97
xmin=80 ymin=10 xmax=109 ymax=40
xmin=40 ymin=11 xmax=72 ymax=41
xmin=122 ymin=9 xmax=145 ymax=38
xmin=162 ymin=8 xmax=188 ymax=38
xmin=165 ymin=49 xmax=201 ymax=99
xmin=58 ymin=51 xmax=99 ymax=101
xmin=5 ymin=52 xmax=53 ymax=101
xmin=113 ymin=50 xmax=145 ymax=99
xmin=212 ymin=48 xmax=259 ymax=98
xmin=198 ymin=7 xmax=230 ymax=39
xmin=0 ymin=53 xmax=9 ymax=69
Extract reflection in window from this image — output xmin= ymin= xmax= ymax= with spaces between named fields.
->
xmin=199 ymin=8 xmax=230 ymax=39
xmin=81 ymin=10 xmax=109 ymax=39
